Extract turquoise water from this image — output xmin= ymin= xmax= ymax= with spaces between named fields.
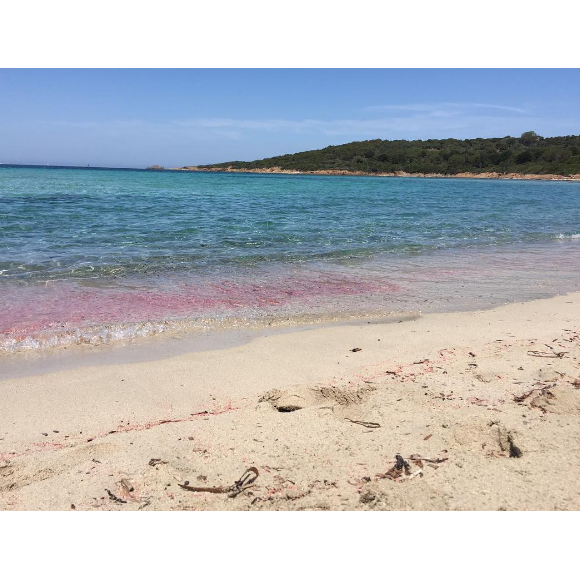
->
xmin=1 ymin=165 xmax=580 ymax=351
xmin=2 ymin=166 xmax=580 ymax=281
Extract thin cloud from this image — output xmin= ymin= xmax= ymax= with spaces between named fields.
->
xmin=42 ymin=105 xmax=567 ymax=144
xmin=364 ymin=102 xmax=528 ymax=115
xmin=172 ymin=118 xmax=323 ymax=131
xmin=170 ymin=113 xmax=527 ymax=137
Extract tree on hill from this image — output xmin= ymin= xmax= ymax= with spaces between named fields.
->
xmin=196 ymin=134 xmax=580 ymax=176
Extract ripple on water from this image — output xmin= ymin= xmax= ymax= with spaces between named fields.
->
xmin=1 ymin=168 xmax=580 ymax=352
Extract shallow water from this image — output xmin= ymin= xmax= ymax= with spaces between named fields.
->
xmin=1 ymin=165 xmax=579 ymax=352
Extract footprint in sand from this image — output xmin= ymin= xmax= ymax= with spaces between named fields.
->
xmin=258 ymin=383 xmax=376 ymax=413
xmin=453 ymin=421 xmax=522 ymax=457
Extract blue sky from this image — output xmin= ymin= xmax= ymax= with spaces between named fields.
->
xmin=1 ymin=69 xmax=579 ymax=168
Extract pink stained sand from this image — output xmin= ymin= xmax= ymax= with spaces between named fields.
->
xmin=0 ymin=273 xmax=402 ymax=342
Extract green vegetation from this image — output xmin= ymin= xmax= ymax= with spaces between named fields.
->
xmin=197 ymin=133 xmax=580 ymax=175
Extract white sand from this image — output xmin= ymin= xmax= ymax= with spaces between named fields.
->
xmin=1 ymin=292 xmax=579 ymax=510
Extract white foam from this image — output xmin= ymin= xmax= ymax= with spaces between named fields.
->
xmin=0 ymin=321 xmax=170 ymax=354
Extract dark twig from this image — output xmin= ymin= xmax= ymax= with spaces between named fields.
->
xmin=179 ymin=467 xmax=259 ymax=498
xmin=527 ymin=348 xmax=568 ymax=358
xmin=345 ymin=418 xmax=381 ymax=428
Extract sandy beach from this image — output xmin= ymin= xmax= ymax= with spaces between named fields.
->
xmin=1 ymin=292 xmax=579 ymax=511
xmin=6 ymin=35 xmax=580 ymax=580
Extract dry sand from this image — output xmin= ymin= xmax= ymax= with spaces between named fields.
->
xmin=1 ymin=292 xmax=579 ymax=511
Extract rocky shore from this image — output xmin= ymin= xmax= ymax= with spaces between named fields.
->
xmin=172 ymin=166 xmax=580 ymax=182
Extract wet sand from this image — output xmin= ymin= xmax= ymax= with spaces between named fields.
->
xmin=1 ymin=292 xmax=579 ymax=510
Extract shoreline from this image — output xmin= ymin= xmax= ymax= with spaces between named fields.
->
xmin=173 ymin=166 xmax=580 ymax=182
xmin=0 ymin=310 xmax=422 ymax=380
xmin=4 ymin=165 xmax=580 ymax=182
xmin=4 ymin=236 xmax=580 ymax=370
xmin=1 ymin=291 xmax=579 ymax=510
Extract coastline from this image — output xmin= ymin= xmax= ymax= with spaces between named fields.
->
xmin=173 ymin=166 xmax=580 ymax=182
xmin=1 ymin=291 xmax=579 ymax=510
xmin=3 ymin=165 xmax=580 ymax=182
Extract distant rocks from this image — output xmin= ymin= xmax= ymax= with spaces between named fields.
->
xmin=146 ymin=165 xmax=165 ymax=171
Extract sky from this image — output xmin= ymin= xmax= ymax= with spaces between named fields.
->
xmin=1 ymin=69 xmax=579 ymax=168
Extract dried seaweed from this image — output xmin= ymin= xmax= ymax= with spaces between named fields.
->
xmin=377 ymin=454 xmax=412 ymax=480
xmin=179 ymin=467 xmax=259 ymax=498
xmin=527 ymin=344 xmax=568 ymax=358
xmin=513 ymin=383 xmax=555 ymax=403
xmin=120 ymin=478 xmax=134 ymax=493
xmin=408 ymin=454 xmax=449 ymax=465
xmin=105 ymin=489 xmax=127 ymax=504
xmin=345 ymin=418 xmax=381 ymax=429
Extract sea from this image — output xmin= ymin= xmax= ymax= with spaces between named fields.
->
xmin=1 ymin=164 xmax=580 ymax=354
